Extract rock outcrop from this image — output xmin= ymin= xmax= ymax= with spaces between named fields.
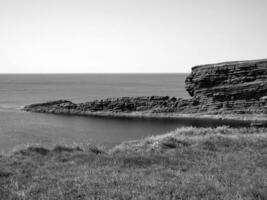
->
xmin=23 ymin=96 xmax=197 ymax=114
xmin=185 ymin=59 xmax=267 ymax=101
xmin=23 ymin=59 xmax=267 ymax=118
xmin=185 ymin=59 xmax=267 ymax=114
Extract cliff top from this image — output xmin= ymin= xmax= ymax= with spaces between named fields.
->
xmin=192 ymin=58 xmax=267 ymax=70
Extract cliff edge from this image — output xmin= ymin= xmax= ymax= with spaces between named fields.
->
xmin=185 ymin=59 xmax=267 ymax=114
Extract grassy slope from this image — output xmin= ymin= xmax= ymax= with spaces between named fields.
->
xmin=1 ymin=127 xmax=267 ymax=200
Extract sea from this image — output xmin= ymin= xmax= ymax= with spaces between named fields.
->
xmin=0 ymin=74 xmax=249 ymax=153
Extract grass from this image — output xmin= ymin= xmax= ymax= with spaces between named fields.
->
xmin=1 ymin=126 xmax=267 ymax=199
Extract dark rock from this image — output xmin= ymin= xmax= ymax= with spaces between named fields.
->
xmin=185 ymin=59 xmax=267 ymax=101
xmin=161 ymin=138 xmax=190 ymax=149
xmin=17 ymin=146 xmax=50 ymax=156
xmin=185 ymin=59 xmax=267 ymax=114
xmin=0 ymin=170 xmax=12 ymax=178
xmin=250 ymin=122 xmax=264 ymax=127
xmin=52 ymin=145 xmax=83 ymax=153
xmin=23 ymin=59 xmax=267 ymax=117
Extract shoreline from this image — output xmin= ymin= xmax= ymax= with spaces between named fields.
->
xmin=22 ymin=58 xmax=267 ymax=126
xmin=23 ymin=108 xmax=267 ymax=125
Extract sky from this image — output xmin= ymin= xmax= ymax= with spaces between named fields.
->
xmin=0 ymin=0 xmax=267 ymax=73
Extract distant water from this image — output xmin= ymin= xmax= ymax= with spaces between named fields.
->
xmin=0 ymin=74 xmax=250 ymax=153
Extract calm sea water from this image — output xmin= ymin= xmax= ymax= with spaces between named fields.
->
xmin=0 ymin=74 xmax=250 ymax=153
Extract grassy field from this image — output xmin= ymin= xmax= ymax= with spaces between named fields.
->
xmin=1 ymin=126 xmax=267 ymax=200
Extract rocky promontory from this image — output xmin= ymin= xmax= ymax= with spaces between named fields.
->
xmin=24 ymin=59 xmax=267 ymax=121
xmin=185 ymin=59 xmax=267 ymax=114
xmin=23 ymin=97 xmax=197 ymax=115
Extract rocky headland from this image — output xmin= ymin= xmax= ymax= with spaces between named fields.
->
xmin=23 ymin=59 xmax=267 ymax=123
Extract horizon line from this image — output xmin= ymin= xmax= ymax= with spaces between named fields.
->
xmin=0 ymin=72 xmax=190 ymax=75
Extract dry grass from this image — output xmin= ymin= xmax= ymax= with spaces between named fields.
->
xmin=1 ymin=126 xmax=267 ymax=199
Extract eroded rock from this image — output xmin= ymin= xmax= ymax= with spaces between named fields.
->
xmin=23 ymin=59 xmax=267 ymax=116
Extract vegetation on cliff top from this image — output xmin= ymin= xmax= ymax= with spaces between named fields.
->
xmin=1 ymin=126 xmax=267 ymax=200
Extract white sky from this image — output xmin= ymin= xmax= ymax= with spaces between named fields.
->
xmin=0 ymin=0 xmax=267 ymax=73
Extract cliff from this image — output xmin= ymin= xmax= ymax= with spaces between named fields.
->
xmin=23 ymin=59 xmax=267 ymax=121
xmin=185 ymin=59 xmax=267 ymax=101
xmin=185 ymin=59 xmax=267 ymax=114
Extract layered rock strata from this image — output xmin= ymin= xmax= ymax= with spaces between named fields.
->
xmin=185 ymin=59 xmax=267 ymax=101
xmin=185 ymin=59 xmax=267 ymax=114
xmin=23 ymin=97 xmax=198 ymax=114
xmin=24 ymin=59 xmax=267 ymax=116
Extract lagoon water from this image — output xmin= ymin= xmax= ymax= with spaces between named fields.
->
xmin=0 ymin=74 xmax=250 ymax=153
xmin=0 ymin=74 xmax=188 ymax=152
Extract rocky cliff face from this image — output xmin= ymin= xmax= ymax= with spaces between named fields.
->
xmin=185 ymin=59 xmax=267 ymax=101
xmin=185 ymin=59 xmax=267 ymax=114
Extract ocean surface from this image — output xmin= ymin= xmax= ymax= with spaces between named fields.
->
xmin=0 ymin=74 xmax=249 ymax=153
